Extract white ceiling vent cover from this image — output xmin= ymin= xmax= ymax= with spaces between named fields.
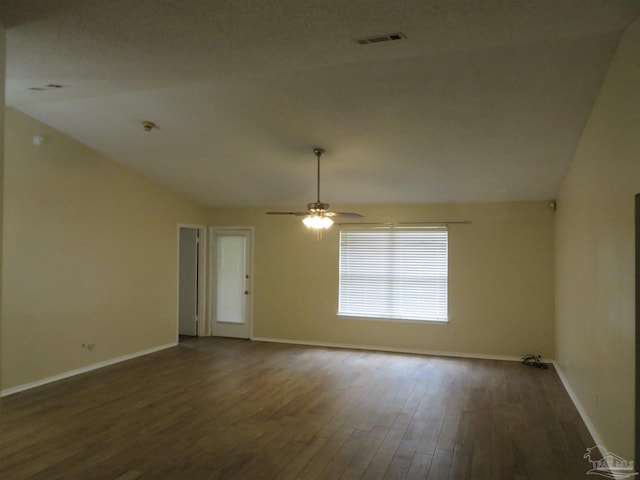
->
xmin=356 ymin=33 xmax=406 ymax=45
xmin=27 ymin=83 xmax=67 ymax=91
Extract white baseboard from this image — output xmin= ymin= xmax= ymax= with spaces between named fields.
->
xmin=551 ymin=361 xmax=604 ymax=446
xmin=553 ymin=362 xmax=636 ymax=479
xmin=250 ymin=336 xmax=524 ymax=362
xmin=1 ymin=342 xmax=178 ymax=397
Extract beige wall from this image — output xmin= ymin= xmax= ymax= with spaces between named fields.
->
xmin=1 ymin=108 xmax=208 ymax=390
xmin=2 ymin=104 xmax=556 ymax=391
xmin=210 ymin=201 xmax=555 ymax=358
xmin=555 ymin=18 xmax=640 ymax=458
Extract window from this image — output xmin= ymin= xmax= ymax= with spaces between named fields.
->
xmin=338 ymin=227 xmax=448 ymax=322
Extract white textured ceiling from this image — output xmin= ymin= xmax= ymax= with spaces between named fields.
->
xmin=2 ymin=1 xmax=640 ymax=208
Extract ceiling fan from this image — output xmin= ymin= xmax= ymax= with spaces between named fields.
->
xmin=266 ymin=147 xmax=364 ymax=229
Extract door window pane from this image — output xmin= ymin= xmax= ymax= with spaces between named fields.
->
xmin=216 ymin=236 xmax=246 ymax=324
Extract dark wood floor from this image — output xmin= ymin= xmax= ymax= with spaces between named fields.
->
xmin=1 ymin=338 xmax=594 ymax=479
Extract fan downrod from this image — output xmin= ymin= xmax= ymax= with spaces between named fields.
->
xmin=312 ymin=147 xmax=325 ymax=204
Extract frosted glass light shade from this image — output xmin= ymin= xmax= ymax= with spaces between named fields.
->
xmin=303 ymin=215 xmax=333 ymax=229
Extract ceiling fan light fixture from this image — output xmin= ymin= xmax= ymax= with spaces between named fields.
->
xmin=265 ymin=147 xmax=363 ymax=228
xmin=303 ymin=214 xmax=333 ymax=229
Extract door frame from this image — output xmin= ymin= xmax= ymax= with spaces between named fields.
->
xmin=635 ymin=194 xmax=639 ymax=472
xmin=209 ymin=226 xmax=254 ymax=339
xmin=176 ymin=224 xmax=207 ymax=339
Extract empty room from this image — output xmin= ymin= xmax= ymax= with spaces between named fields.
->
xmin=1 ymin=2 xmax=639 ymax=479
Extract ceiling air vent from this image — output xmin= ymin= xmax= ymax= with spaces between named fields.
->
xmin=27 ymin=83 xmax=67 ymax=91
xmin=356 ymin=32 xmax=406 ymax=45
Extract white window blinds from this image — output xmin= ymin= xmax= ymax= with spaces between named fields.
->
xmin=338 ymin=227 xmax=448 ymax=322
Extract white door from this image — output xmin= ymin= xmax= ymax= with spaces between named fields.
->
xmin=210 ymin=229 xmax=252 ymax=338
xmin=178 ymin=228 xmax=199 ymax=336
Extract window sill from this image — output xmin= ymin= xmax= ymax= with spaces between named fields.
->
xmin=337 ymin=313 xmax=449 ymax=325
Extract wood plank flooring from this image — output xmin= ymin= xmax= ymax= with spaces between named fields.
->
xmin=0 ymin=338 xmax=594 ymax=479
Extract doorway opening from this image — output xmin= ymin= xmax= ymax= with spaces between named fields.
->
xmin=635 ymin=194 xmax=639 ymax=470
xmin=177 ymin=225 xmax=207 ymax=340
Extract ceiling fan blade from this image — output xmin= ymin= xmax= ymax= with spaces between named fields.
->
xmin=325 ymin=212 xmax=365 ymax=218
xmin=265 ymin=211 xmax=309 ymax=216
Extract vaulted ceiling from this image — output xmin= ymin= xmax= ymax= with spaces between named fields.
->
xmin=2 ymin=1 xmax=639 ymax=208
